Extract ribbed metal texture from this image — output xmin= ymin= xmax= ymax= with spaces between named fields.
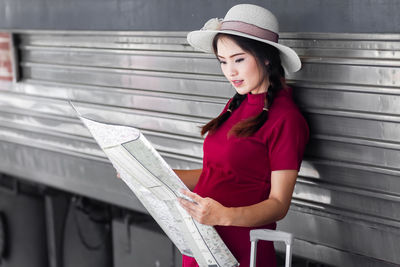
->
xmin=0 ymin=31 xmax=399 ymax=266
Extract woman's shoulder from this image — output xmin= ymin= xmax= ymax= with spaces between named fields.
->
xmin=270 ymin=88 xmax=304 ymax=120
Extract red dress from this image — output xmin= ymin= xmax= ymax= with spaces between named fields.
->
xmin=182 ymin=88 xmax=309 ymax=267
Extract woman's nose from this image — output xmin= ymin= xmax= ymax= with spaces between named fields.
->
xmin=228 ymin=64 xmax=238 ymax=76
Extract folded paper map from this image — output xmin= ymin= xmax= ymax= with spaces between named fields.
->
xmin=70 ymin=102 xmax=239 ymax=267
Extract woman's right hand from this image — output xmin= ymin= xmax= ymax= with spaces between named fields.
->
xmin=116 ymin=172 xmax=121 ymax=179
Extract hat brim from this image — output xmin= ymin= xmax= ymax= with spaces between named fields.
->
xmin=187 ymin=30 xmax=301 ymax=74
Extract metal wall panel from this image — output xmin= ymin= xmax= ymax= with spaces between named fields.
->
xmin=0 ymin=31 xmax=399 ymax=266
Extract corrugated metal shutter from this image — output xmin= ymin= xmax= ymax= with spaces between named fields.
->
xmin=10 ymin=31 xmax=230 ymax=169
xmin=286 ymin=33 xmax=400 ymax=267
xmin=0 ymin=31 xmax=399 ymax=266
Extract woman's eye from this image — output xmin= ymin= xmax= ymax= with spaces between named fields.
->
xmin=235 ymin=58 xmax=244 ymax=63
xmin=219 ymin=60 xmax=226 ymax=65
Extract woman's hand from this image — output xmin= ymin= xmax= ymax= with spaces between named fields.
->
xmin=178 ymin=189 xmax=231 ymax=226
xmin=180 ymin=170 xmax=299 ymax=228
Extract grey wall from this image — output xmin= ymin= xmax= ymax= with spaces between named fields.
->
xmin=1 ymin=0 xmax=400 ymax=33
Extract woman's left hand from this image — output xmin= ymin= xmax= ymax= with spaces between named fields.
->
xmin=178 ymin=189 xmax=230 ymax=226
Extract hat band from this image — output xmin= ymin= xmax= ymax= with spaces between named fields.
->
xmin=220 ymin=21 xmax=279 ymax=43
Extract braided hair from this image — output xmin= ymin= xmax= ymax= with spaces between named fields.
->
xmin=201 ymin=33 xmax=285 ymax=137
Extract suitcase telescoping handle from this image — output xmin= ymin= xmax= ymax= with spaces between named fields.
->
xmin=249 ymin=229 xmax=294 ymax=267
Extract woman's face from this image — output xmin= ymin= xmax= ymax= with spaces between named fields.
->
xmin=217 ymin=37 xmax=269 ymax=95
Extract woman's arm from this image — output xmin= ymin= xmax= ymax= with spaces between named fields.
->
xmin=178 ymin=170 xmax=298 ymax=227
xmin=173 ymin=169 xmax=202 ymax=191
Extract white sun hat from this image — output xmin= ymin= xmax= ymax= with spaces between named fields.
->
xmin=187 ymin=4 xmax=301 ymax=73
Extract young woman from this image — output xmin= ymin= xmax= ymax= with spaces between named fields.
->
xmin=175 ymin=4 xmax=309 ymax=267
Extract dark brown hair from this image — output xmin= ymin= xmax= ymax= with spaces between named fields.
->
xmin=201 ymin=33 xmax=285 ymax=137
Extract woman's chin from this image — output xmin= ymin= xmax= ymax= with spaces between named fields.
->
xmin=233 ymin=87 xmax=250 ymax=95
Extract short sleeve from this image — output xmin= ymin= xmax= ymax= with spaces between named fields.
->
xmin=268 ymin=110 xmax=309 ymax=171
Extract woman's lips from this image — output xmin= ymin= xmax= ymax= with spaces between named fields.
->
xmin=232 ymin=80 xmax=243 ymax=87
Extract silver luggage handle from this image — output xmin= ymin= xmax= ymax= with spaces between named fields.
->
xmin=249 ymin=229 xmax=293 ymax=267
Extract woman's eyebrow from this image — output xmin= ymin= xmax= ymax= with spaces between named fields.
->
xmin=217 ymin=52 xmax=246 ymax=59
